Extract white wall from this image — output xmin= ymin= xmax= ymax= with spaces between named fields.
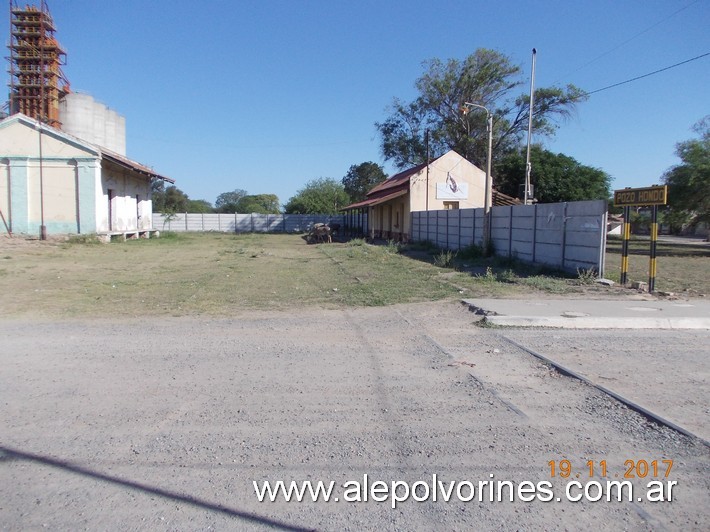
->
xmin=97 ymin=161 xmax=152 ymax=232
xmin=410 ymin=151 xmax=486 ymax=211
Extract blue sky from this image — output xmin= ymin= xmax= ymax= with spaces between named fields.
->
xmin=5 ymin=0 xmax=708 ymax=206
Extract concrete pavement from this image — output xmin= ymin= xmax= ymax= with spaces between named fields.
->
xmin=463 ymin=297 xmax=710 ymax=329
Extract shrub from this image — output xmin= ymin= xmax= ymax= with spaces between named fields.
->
xmin=433 ymin=249 xmax=457 ymax=268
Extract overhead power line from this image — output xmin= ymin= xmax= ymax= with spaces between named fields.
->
xmin=555 ymin=0 xmax=701 ymax=83
xmin=583 ymin=52 xmax=710 ymax=96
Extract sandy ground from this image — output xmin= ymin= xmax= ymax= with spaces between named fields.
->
xmin=1 ymin=301 xmax=708 ymax=530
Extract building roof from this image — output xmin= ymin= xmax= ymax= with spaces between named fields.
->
xmin=101 ymin=147 xmax=174 ymax=183
xmin=342 ymin=158 xmax=433 ymax=210
xmin=343 ymin=151 xmax=521 ymax=210
xmin=0 ymin=113 xmax=173 ymax=183
xmin=366 ymin=161 xmax=429 ymax=196
xmin=343 ymin=188 xmax=409 ymax=210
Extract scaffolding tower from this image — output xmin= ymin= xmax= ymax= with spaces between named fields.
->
xmin=8 ymin=0 xmax=69 ymax=127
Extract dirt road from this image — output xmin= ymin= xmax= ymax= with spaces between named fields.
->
xmin=1 ymin=301 xmax=708 ymax=530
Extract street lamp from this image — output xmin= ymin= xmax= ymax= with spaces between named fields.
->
xmin=462 ymin=102 xmax=493 ymax=251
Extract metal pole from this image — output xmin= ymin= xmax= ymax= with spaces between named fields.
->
xmin=462 ymin=102 xmax=493 ymax=251
xmin=0 ymin=206 xmax=11 ymax=236
xmin=38 ymin=122 xmax=47 ymax=240
xmin=620 ymin=206 xmax=630 ymax=285
xmin=483 ymin=112 xmax=493 ymax=251
xmin=649 ymin=205 xmax=658 ymax=292
xmin=425 ymin=128 xmax=430 ymax=213
xmin=38 ymin=3 xmax=48 ymax=240
xmin=524 ymin=48 xmax=537 ymax=205
xmin=425 ymin=129 xmax=430 ymax=241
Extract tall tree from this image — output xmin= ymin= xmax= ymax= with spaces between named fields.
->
xmin=376 ymin=48 xmax=586 ymax=170
xmin=187 ymin=199 xmax=214 ymax=213
xmin=236 ymin=194 xmax=281 ymax=214
xmin=152 ymin=182 xmax=189 ymax=213
xmin=284 ymin=178 xmax=350 ymax=214
xmin=494 ymin=146 xmax=611 ymax=203
xmin=663 ymin=116 xmax=710 ymax=225
xmin=215 ymin=189 xmax=248 ymax=213
xmin=342 ymin=162 xmax=388 ymax=202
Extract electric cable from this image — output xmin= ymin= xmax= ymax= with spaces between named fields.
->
xmin=582 ymin=52 xmax=710 ymax=96
xmin=553 ymin=0 xmax=701 ymax=84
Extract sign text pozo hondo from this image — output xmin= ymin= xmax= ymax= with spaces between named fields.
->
xmin=614 ymin=185 xmax=668 ymax=207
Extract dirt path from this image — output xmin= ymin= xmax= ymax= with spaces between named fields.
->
xmin=1 ymin=302 xmax=708 ymax=530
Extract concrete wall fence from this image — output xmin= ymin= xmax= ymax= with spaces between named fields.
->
xmin=411 ymin=199 xmax=607 ymax=275
xmin=152 ymin=213 xmax=345 ymax=234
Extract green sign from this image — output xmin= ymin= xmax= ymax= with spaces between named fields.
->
xmin=614 ymin=185 xmax=668 ymax=207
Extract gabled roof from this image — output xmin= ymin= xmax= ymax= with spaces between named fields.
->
xmin=0 ymin=112 xmax=100 ymax=156
xmin=342 ymin=158 xmax=434 ymax=210
xmin=343 ymin=188 xmax=409 ymax=210
xmin=0 ymin=113 xmax=173 ymax=183
xmin=366 ymin=161 xmax=428 ymax=196
xmin=342 ymin=150 xmax=521 ymax=210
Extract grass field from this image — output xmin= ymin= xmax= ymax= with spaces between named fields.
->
xmin=605 ymin=236 xmax=710 ymax=295
xmin=1 ymin=232 xmax=706 ymax=318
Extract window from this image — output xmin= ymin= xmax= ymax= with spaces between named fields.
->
xmin=443 ymin=201 xmax=459 ymax=210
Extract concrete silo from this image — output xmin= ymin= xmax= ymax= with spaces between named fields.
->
xmin=59 ymin=92 xmax=126 ymax=155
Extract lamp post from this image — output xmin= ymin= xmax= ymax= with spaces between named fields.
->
xmin=462 ymin=102 xmax=493 ymax=251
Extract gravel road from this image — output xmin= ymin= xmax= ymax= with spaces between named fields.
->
xmin=1 ymin=301 xmax=708 ymax=530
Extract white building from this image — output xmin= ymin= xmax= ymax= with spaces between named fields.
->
xmin=0 ymin=113 xmax=172 ymax=237
xmin=343 ymin=150 xmax=519 ymax=241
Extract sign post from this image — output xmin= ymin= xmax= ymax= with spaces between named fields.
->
xmin=649 ymin=206 xmax=659 ymax=291
xmin=613 ymin=185 xmax=668 ymax=292
xmin=620 ymin=206 xmax=631 ymax=285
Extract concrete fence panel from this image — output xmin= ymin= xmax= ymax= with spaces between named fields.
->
xmin=409 ymin=199 xmax=607 ymax=275
xmin=458 ymin=209 xmax=474 ymax=249
xmin=490 ymin=206 xmax=513 ymax=256
xmin=152 ymin=213 xmax=345 ymax=234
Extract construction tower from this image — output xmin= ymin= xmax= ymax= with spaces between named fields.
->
xmin=8 ymin=0 xmax=69 ymax=127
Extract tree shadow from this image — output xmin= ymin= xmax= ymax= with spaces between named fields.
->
xmin=0 ymin=445 xmax=313 ymax=531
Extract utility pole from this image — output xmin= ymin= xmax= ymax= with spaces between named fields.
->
xmin=524 ymin=48 xmax=537 ymax=205
xmin=425 ymin=128 xmax=430 ymax=212
xmin=462 ymin=102 xmax=493 ymax=251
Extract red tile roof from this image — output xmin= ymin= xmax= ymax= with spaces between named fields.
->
xmin=342 ymin=189 xmax=409 ymax=210
xmin=366 ymin=161 xmax=428 ymax=196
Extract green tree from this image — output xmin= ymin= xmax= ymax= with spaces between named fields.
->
xmin=284 ymin=178 xmax=350 ymax=214
xmin=663 ymin=116 xmax=710 ymax=226
xmin=151 ymin=179 xmax=166 ymax=211
xmin=494 ymin=146 xmax=611 ymax=203
xmin=376 ymin=48 xmax=586 ymax=170
xmin=152 ymin=182 xmax=189 ymax=213
xmin=342 ymin=162 xmax=387 ymax=202
xmin=215 ymin=189 xmax=248 ymax=213
xmin=236 ymin=194 xmax=280 ymax=214
xmin=187 ymin=199 xmax=214 ymax=213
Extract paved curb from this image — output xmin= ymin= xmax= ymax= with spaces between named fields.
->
xmin=462 ymin=300 xmax=710 ymax=330
xmin=483 ymin=316 xmax=710 ymax=329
